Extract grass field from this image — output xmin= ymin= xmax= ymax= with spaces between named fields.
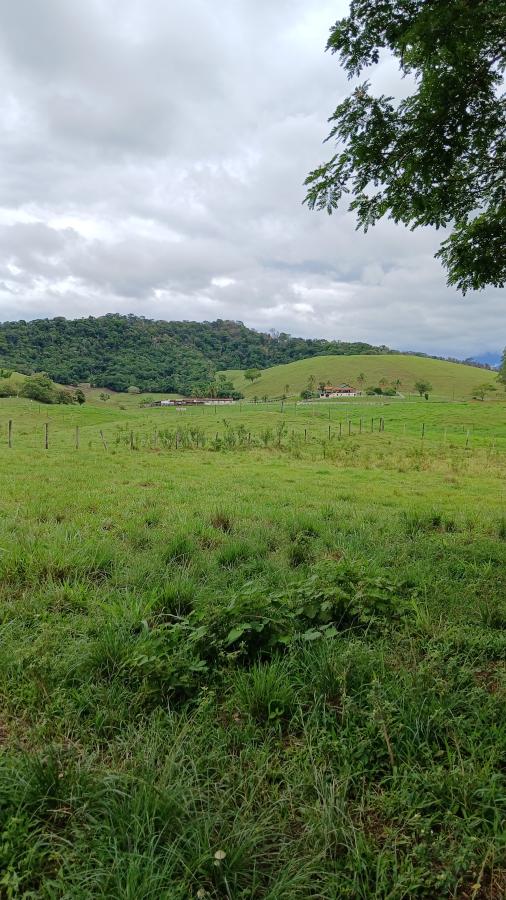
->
xmin=220 ymin=353 xmax=501 ymax=400
xmin=1 ymin=392 xmax=505 ymax=898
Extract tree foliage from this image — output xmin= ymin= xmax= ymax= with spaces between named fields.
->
xmin=414 ymin=380 xmax=432 ymax=397
xmin=244 ymin=368 xmax=262 ymax=382
xmin=500 ymin=349 xmax=506 ymax=388
xmin=305 ymin=0 xmax=506 ymax=293
xmin=0 ymin=315 xmax=391 ymax=394
xmin=472 ymin=382 xmax=497 ymax=400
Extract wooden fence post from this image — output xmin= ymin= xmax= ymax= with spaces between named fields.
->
xmin=45 ymin=422 xmax=49 ymax=450
xmin=328 ymin=424 xmax=331 ymax=440
xmin=100 ymin=430 xmax=108 ymax=450
xmin=8 ymin=419 xmax=12 ymax=448
xmin=421 ymin=423 xmax=425 ymax=440
xmin=75 ymin=426 xmax=79 ymax=450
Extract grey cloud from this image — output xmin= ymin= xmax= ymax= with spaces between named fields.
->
xmin=0 ymin=0 xmax=502 ymax=358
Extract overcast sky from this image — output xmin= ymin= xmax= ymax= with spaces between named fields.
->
xmin=0 ymin=0 xmax=503 ymax=358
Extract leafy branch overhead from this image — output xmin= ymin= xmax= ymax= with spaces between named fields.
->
xmin=305 ymin=0 xmax=506 ymax=293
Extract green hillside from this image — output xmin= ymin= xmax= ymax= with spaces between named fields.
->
xmin=0 ymin=314 xmax=390 ymax=394
xmin=223 ymin=354 xmax=500 ymax=400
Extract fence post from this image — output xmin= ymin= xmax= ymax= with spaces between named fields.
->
xmin=359 ymin=418 xmax=362 ymax=434
xmin=421 ymin=423 xmax=425 ymax=440
xmin=371 ymin=418 xmax=374 ymax=432
xmin=304 ymin=428 xmax=307 ymax=442
xmin=339 ymin=421 xmax=342 ymax=438
xmin=328 ymin=424 xmax=331 ymax=440
xmin=100 ymin=429 xmax=108 ymax=450
xmin=348 ymin=419 xmax=351 ymax=436
xmin=465 ymin=429 xmax=470 ymax=450
xmin=45 ymin=422 xmax=49 ymax=450
xmin=8 ymin=419 xmax=12 ymax=448
xmin=75 ymin=425 xmax=79 ymax=450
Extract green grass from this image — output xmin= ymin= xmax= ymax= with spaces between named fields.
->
xmin=0 ymin=394 xmax=505 ymax=897
xmin=220 ymin=352 xmax=501 ymax=400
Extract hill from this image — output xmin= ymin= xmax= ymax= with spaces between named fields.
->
xmin=0 ymin=315 xmax=390 ymax=394
xmin=223 ymin=354 xmax=501 ymax=400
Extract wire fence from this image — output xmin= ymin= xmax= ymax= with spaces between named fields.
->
xmin=1 ymin=415 xmax=505 ymax=455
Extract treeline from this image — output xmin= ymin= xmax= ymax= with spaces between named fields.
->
xmin=0 ymin=315 xmax=391 ymax=393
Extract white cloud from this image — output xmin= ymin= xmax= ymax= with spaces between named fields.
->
xmin=0 ymin=0 xmax=502 ymax=358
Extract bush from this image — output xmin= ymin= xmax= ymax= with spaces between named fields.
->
xmin=19 ymin=374 xmax=56 ymax=404
xmin=56 ymin=389 xmax=75 ymax=405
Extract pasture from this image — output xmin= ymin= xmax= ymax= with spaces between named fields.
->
xmin=220 ymin=353 xmax=501 ymax=400
xmin=0 ymin=393 xmax=505 ymax=898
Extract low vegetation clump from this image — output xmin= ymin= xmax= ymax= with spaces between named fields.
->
xmin=0 ymin=393 xmax=505 ymax=897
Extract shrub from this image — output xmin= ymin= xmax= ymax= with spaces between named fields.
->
xmin=19 ymin=374 xmax=56 ymax=404
xmin=56 ymin=389 xmax=75 ymax=404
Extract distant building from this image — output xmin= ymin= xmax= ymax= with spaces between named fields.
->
xmin=319 ymin=383 xmax=358 ymax=398
xmin=156 ymin=397 xmax=235 ymax=407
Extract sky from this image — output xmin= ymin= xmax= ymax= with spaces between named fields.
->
xmin=0 ymin=0 xmax=503 ymax=359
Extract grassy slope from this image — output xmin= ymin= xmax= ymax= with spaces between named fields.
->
xmin=221 ymin=353 xmax=499 ymax=399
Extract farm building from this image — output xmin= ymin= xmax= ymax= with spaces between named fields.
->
xmin=156 ymin=397 xmax=235 ymax=407
xmin=319 ymin=383 xmax=358 ymax=398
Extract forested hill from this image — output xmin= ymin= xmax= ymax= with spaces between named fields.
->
xmin=0 ymin=315 xmax=391 ymax=393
